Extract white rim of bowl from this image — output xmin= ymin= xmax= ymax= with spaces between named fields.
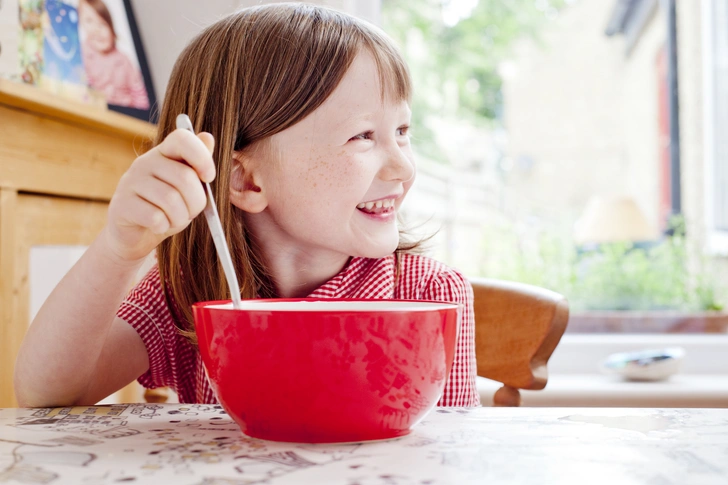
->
xmin=204 ymin=300 xmax=459 ymax=312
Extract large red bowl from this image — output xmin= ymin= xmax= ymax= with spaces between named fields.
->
xmin=192 ymin=298 xmax=459 ymax=443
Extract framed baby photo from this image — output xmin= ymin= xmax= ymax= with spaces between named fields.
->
xmin=77 ymin=0 xmax=157 ymax=123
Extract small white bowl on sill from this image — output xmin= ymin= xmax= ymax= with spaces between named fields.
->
xmin=600 ymin=347 xmax=686 ymax=381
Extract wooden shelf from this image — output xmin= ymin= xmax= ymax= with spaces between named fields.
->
xmin=0 ymin=80 xmax=157 ymax=201
xmin=0 ymin=80 xmax=157 ymax=407
xmin=0 ymin=79 xmax=155 ymax=140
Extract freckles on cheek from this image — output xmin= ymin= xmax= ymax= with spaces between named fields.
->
xmin=301 ymin=149 xmax=353 ymax=190
xmin=330 ymin=151 xmax=358 ymax=188
xmin=335 ymin=149 xmax=356 ymax=173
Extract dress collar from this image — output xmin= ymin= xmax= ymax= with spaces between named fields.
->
xmin=306 ymin=255 xmax=396 ymax=299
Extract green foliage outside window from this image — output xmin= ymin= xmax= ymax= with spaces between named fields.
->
xmin=382 ymin=0 xmax=569 ymax=162
xmin=480 ymin=217 xmax=725 ymax=312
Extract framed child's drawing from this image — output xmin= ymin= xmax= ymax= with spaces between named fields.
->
xmin=77 ymin=0 xmax=157 ymax=123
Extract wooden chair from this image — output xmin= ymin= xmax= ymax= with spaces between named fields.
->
xmin=471 ymin=278 xmax=569 ymax=406
xmin=143 ymin=278 xmax=569 ymax=406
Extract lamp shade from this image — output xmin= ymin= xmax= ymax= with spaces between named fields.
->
xmin=574 ymin=196 xmax=657 ymax=245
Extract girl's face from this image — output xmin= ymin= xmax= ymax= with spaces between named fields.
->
xmin=79 ymin=4 xmax=114 ymax=53
xmin=241 ymin=51 xmax=415 ymax=263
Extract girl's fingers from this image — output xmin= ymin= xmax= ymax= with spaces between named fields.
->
xmin=111 ymin=128 xmax=215 ymax=244
xmin=118 ymin=195 xmax=172 ymax=236
xmin=198 ymin=131 xmax=215 ymax=154
xmin=149 ymin=157 xmax=208 ymax=217
xmin=131 ymin=177 xmax=193 ymax=233
xmin=156 ymin=129 xmax=216 ymax=183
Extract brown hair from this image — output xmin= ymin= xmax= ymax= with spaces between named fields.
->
xmin=79 ymin=0 xmax=117 ymax=48
xmin=156 ymin=3 xmax=414 ymax=342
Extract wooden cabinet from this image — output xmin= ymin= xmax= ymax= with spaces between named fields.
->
xmin=0 ymin=79 xmax=156 ymax=407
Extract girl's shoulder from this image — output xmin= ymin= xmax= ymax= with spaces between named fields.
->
xmin=397 ymin=252 xmax=468 ymax=281
xmin=348 ymin=253 xmax=462 ymax=281
xmin=122 ymin=264 xmax=184 ymax=321
xmin=126 ymin=264 xmax=163 ymax=299
xmin=393 ymin=253 xmax=472 ymax=301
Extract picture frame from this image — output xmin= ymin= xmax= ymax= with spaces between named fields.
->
xmin=77 ymin=0 xmax=157 ymax=123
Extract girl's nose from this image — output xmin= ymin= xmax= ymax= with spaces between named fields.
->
xmin=379 ymin=144 xmax=415 ymax=183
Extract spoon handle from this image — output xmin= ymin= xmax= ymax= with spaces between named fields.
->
xmin=176 ymin=114 xmax=243 ymax=309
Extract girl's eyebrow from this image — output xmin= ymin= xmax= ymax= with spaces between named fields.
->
xmin=334 ymin=103 xmax=411 ymax=129
xmin=338 ymin=112 xmax=376 ymax=127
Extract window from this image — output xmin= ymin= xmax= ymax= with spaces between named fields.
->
xmin=704 ymin=0 xmax=728 ymax=253
xmin=385 ymin=0 xmax=728 ymax=332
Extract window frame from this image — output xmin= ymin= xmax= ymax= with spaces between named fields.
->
xmin=702 ymin=0 xmax=728 ymax=255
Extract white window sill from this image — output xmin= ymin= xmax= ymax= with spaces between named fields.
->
xmin=550 ymin=333 xmax=728 ymax=374
xmin=478 ymin=333 xmax=728 ymax=408
xmin=478 ymin=374 xmax=728 ymax=408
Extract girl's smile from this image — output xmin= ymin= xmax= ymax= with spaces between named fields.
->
xmin=356 ymin=195 xmax=401 ymax=222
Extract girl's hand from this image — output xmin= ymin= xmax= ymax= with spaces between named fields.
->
xmin=104 ymin=129 xmax=217 ymax=263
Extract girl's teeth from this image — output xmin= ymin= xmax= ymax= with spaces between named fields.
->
xmin=357 ymin=199 xmax=395 ymax=212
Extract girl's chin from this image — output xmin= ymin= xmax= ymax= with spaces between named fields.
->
xmin=356 ymin=238 xmax=400 ymax=259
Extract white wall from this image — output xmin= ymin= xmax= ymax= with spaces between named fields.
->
xmin=129 ymin=0 xmax=380 ymax=104
xmin=500 ymin=0 xmax=666 ymax=231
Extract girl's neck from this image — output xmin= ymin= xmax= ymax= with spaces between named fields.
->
xmin=244 ymin=203 xmax=350 ymax=298
xmin=264 ymin=249 xmax=350 ymax=298
xmin=243 ymin=211 xmax=352 ymax=298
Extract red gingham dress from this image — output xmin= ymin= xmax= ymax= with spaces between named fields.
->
xmin=117 ymin=253 xmax=480 ymax=407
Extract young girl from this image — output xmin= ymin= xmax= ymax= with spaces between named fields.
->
xmin=15 ymin=3 xmax=479 ymax=408
xmin=78 ymin=0 xmax=149 ymax=109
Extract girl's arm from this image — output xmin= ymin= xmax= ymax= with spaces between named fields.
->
xmin=14 ymin=130 xmax=216 ymax=407
xmin=14 ymin=234 xmax=149 ymax=407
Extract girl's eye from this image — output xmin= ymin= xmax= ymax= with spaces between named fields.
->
xmin=350 ymin=131 xmax=373 ymax=141
xmin=397 ymin=125 xmax=410 ymax=137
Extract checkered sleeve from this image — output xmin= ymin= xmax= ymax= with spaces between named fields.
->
xmin=116 ymin=266 xmax=177 ymax=390
xmin=424 ymin=267 xmax=480 ymax=407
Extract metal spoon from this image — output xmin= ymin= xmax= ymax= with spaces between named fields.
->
xmin=176 ymin=114 xmax=243 ymax=309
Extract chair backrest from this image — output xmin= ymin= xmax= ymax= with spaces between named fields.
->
xmin=470 ymin=278 xmax=569 ymax=406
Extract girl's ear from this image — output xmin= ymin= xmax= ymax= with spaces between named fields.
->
xmin=229 ymin=152 xmax=268 ymax=213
